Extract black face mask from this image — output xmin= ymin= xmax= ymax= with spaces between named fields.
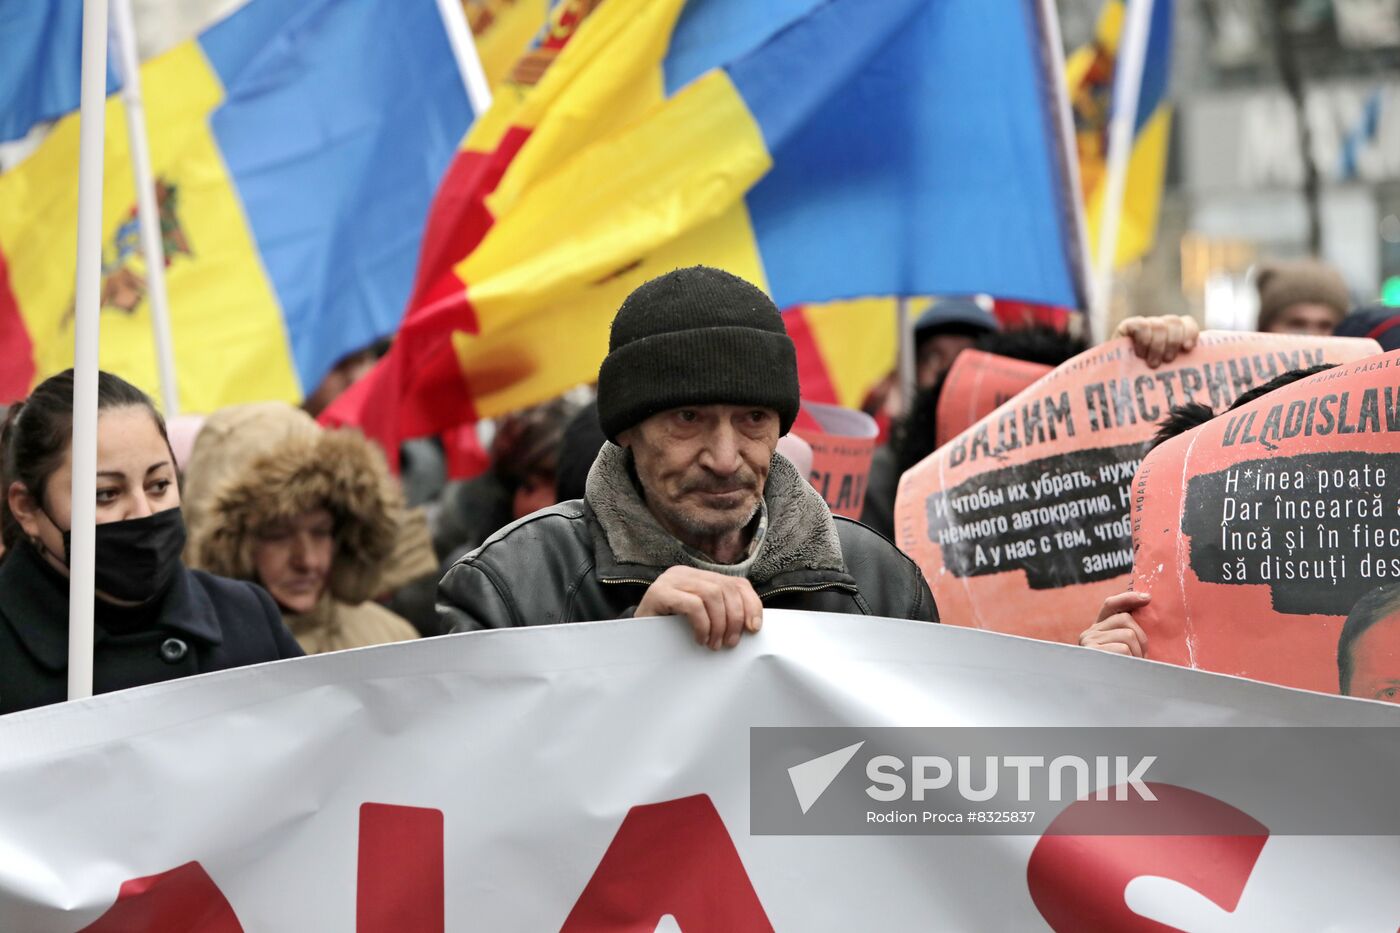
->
xmin=54 ymin=508 xmax=188 ymax=603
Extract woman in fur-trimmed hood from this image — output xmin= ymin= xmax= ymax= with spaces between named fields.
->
xmin=188 ymin=417 xmax=419 ymax=655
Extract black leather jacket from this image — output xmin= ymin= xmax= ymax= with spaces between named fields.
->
xmin=437 ymin=446 xmax=937 ymax=632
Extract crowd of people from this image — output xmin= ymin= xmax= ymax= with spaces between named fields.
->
xmin=1 ymin=260 xmax=1396 ymax=715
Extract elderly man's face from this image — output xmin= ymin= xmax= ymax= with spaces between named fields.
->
xmin=620 ymin=404 xmax=780 ymax=543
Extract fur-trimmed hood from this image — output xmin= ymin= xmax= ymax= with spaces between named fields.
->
xmin=190 ymin=429 xmax=400 ymax=604
xmin=182 ymin=402 xmax=319 ymax=547
xmin=584 ymin=442 xmax=845 ymax=583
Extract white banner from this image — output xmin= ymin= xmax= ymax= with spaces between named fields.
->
xmin=0 ymin=612 xmax=1398 ymax=931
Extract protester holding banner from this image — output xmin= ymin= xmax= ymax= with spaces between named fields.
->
xmin=864 ymin=316 xmax=1199 ymax=542
xmin=1078 ymin=362 xmax=1338 ymax=659
xmin=861 ymin=324 xmax=1089 ymax=539
xmin=186 ymin=406 xmax=422 ymax=656
xmin=0 ymin=371 xmax=303 ymax=715
xmin=1085 ymin=348 xmax=1400 ymax=699
xmin=438 ymin=267 xmax=938 ymax=647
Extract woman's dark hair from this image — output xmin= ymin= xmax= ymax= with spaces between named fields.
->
xmin=0 ymin=370 xmax=167 ymax=551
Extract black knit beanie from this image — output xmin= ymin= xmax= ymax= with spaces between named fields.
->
xmin=597 ymin=266 xmax=800 ymax=441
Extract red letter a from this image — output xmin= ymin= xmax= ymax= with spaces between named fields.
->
xmin=561 ymin=794 xmax=772 ymax=932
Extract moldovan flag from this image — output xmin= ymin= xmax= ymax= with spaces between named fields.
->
xmin=464 ymin=0 xmax=554 ymax=88
xmin=0 ymin=0 xmax=474 ymax=410
xmin=326 ymin=0 xmax=1087 ymax=456
xmin=1068 ymin=0 xmax=1173 ymax=267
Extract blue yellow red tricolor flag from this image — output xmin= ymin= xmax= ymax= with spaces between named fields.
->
xmin=1068 ymin=0 xmax=1174 ymax=268
xmin=0 ymin=0 xmax=474 ymax=408
xmin=326 ymin=0 xmax=1088 ymax=454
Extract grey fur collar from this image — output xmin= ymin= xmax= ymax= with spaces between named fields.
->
xmin=584 ymin=442 xmax=845 ymax=583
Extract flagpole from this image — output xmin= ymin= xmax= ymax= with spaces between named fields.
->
xmin=1091 ymin=0 xmax=1155 ymax=338
xmin=111 ymin=0 xmax=179 ymax=417
xmin=1035 ymin=0 xmax=1095 ymax=334
xmin=433 ymin=0 xmax=493 ymax=115
xmin=896 ymin=297 xmax=916 ymax=411
xmin=69 ymin=0 xmax=112 ymax=702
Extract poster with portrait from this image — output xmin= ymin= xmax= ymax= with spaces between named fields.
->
xmin=895 ymin=333 xmax=1381 ymax=645
xmin=1133 ymin=349 xmax=1400 ymax=696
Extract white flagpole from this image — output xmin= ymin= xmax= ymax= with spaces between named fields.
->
xmin=69 ymin=0 xmax=112 ymax=701
xmin=111 ymin=0 xmax=179 ymax=417
xmin=1091 ymin=0 xmax=1155 ymax=338
xmin=1035 ymin=0 xmax=1096 ymax=333
xmin=433 ymin=0 xmax=493 ymax=115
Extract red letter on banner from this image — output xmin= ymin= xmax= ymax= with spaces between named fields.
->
xmin=357 ymin=803 xmax=444 ymax=933
xmin=561 ymin=794 xmax=772 ymax=932
xmin=1027 ymin=783 xmax=1269 ymax=932
xmin=78 ymin=861 xmax=244 ymax=933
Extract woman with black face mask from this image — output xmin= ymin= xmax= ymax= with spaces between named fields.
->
xmin=0 ymin=370 xmax=303 ymax=715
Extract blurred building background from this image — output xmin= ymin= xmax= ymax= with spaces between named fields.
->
xmin=1061 ymin=0 xmax=1400 ymax=328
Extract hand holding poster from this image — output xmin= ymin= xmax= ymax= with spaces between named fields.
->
xmin=1133 ymin=349 xmax=1400 ymax=695
xmin=895 ymin=333 xmax=1381 ymax=644
xmin=793 ymin=401 xmax=879 ymax=519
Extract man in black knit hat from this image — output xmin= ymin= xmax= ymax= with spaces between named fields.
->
xmin=437 ymin=266 xmax=938 ymax=648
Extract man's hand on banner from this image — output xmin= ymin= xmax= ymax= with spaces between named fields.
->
xmin=1079 ymin=591 xmax=1151 ymax=657
xmin=636 ymin=567 xmax=764 ymax=651
xmin=1114 ymin=315 xmax=1201 ymax=368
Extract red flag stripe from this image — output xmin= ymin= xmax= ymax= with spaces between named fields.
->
xmin=0 ymin=249 xmax=35 ymax=403
xmin=782 ymin=306 xmax=839 ymax=406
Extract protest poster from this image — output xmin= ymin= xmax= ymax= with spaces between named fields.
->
xmin=0 ymin=613 xmax=1396 ymax=930
xmin=935 ymin=349 xmax=1053 ymax=448
xmin=895 ymin=333 xmax=1381 ymax=644
xmin=794 ymin=402 xmax=879 ymax=519
xmin=1133 ymin=349 xmax=1400 ymax=695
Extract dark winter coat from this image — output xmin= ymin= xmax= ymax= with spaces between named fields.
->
xmin=0 ymin=541 xmax=303 ymax=716
xmin=437 ymin=444 xmax=938 ymax=632
xmin=859 ymin=442 xmax=899 ymax=541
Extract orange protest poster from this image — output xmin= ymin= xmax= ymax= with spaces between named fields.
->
xmin=895 ymin=333 xmax=1381 ymax=645
xmin=1133 ymin=349 xmax=1400 ymax=696
xmin=936 ymin=350 xmax=1053 ymax=448
xmin=794 ymin=402 xmax=879 ymax=519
